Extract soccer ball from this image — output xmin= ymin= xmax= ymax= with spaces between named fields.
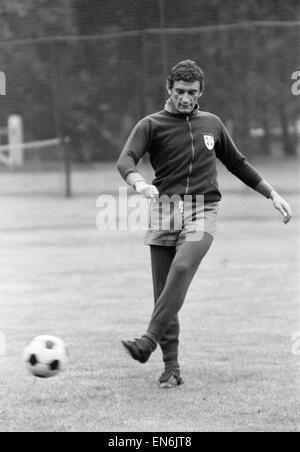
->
xmin=23 ymin=335 xmax=69 ymax=378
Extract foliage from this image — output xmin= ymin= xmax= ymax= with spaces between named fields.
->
xmin=0 ymin=1 xmax=299 ymax=160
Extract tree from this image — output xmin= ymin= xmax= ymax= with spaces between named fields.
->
xmin=0 ymin=1 xmax=75 ymax=141
xmin=1 ymin=0 xmax=298 ymax=160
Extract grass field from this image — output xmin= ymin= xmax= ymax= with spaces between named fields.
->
xmin=0 ymin=158 xmax=299 ymax=432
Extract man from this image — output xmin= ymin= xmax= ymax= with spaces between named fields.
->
xmin=117 ymin=60 xmax=292 ymax=389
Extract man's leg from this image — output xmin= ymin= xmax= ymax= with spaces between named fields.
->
xmin=150 ymin=245 xmax=180 ymax=372
xmin=122 ymin=232 xmax=214 ymax=363
xmin=146 ymin=232 xmax=214 ymax=345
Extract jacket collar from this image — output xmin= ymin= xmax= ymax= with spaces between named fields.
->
xmin=164 ymin=97 xmax=199 ymax=116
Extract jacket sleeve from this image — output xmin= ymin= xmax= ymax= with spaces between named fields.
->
xmin=117 ymin=118 xmax=152 ymax=181
xmin=215 ymin=117 xmax=263 ymax=190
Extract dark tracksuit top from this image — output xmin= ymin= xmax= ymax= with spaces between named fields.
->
xmin=117 ymin=99 xmax=264 ymax=203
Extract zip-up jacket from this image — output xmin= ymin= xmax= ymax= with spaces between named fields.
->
xmin=117 ymin=99 xmax=264 ymax=203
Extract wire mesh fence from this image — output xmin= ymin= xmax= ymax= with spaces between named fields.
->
xmin=0 ymin=22 xmax=299 ymax=168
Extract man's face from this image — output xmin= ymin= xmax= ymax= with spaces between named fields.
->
xmin=168 ymin=80 xmax=201 ymax=114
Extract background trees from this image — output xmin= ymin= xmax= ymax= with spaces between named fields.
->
xmin=0 ymin=0 xmax=299 ymax=161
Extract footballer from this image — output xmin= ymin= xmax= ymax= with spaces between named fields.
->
xmin=117 ymin=60 xmax=292 ymax=389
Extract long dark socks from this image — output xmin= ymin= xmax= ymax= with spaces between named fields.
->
xmin=150 ymin=245 xmax=179 ymax=370
xmin=147 ymin=233 xmax=214 ymax=345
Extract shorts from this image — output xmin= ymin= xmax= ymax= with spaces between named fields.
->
xmin=144 ymin=197 xmax=219 ymax=248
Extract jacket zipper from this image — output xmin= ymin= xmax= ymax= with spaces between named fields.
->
xmin=185 ymin=116 xmax=195 ymax=195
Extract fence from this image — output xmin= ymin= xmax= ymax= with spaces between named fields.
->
xmin=0 ymin=114 xmax=71 ymax=196
xmin=0 ymin=22 xmax=299 ymax=167
xmin=0 ymin=125 xmax=8 ymax=166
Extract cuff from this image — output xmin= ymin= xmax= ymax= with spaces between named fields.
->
xmin=126 ymin=172 xmax=146 ymax=188
xmin=255 ymin=180 xmax=274 ymax=199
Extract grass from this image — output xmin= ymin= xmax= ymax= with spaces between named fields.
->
xmin=0 ymin=158 xmax=299 ymax=432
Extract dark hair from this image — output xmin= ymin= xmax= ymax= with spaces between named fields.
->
xmin=167 ymin=60 xmax=205 ymax=92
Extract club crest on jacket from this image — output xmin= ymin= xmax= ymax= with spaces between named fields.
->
xmin=204 ymin=134 xmax=215 ymax=150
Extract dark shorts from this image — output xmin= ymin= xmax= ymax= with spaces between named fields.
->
xmin=145 ymin=197 xmax=219 ymax=248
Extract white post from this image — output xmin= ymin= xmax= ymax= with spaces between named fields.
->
xmin=8 ymin=115 xmax=24 ymax=168
xmin=0 ymin=71 xmax=5 ymax=96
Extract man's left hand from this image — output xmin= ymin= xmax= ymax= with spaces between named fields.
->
xmin=270 ymin=191 xmax=292 ymax=224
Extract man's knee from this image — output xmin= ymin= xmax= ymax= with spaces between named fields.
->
xmin=172 ymin=260 xmax=190 ymax=276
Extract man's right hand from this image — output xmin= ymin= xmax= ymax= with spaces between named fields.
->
xmin=134 ymin=181 xmax=159 ymax=199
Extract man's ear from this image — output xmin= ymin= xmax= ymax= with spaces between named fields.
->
xmin=166 ymin=82 xmax=172 ymax=96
